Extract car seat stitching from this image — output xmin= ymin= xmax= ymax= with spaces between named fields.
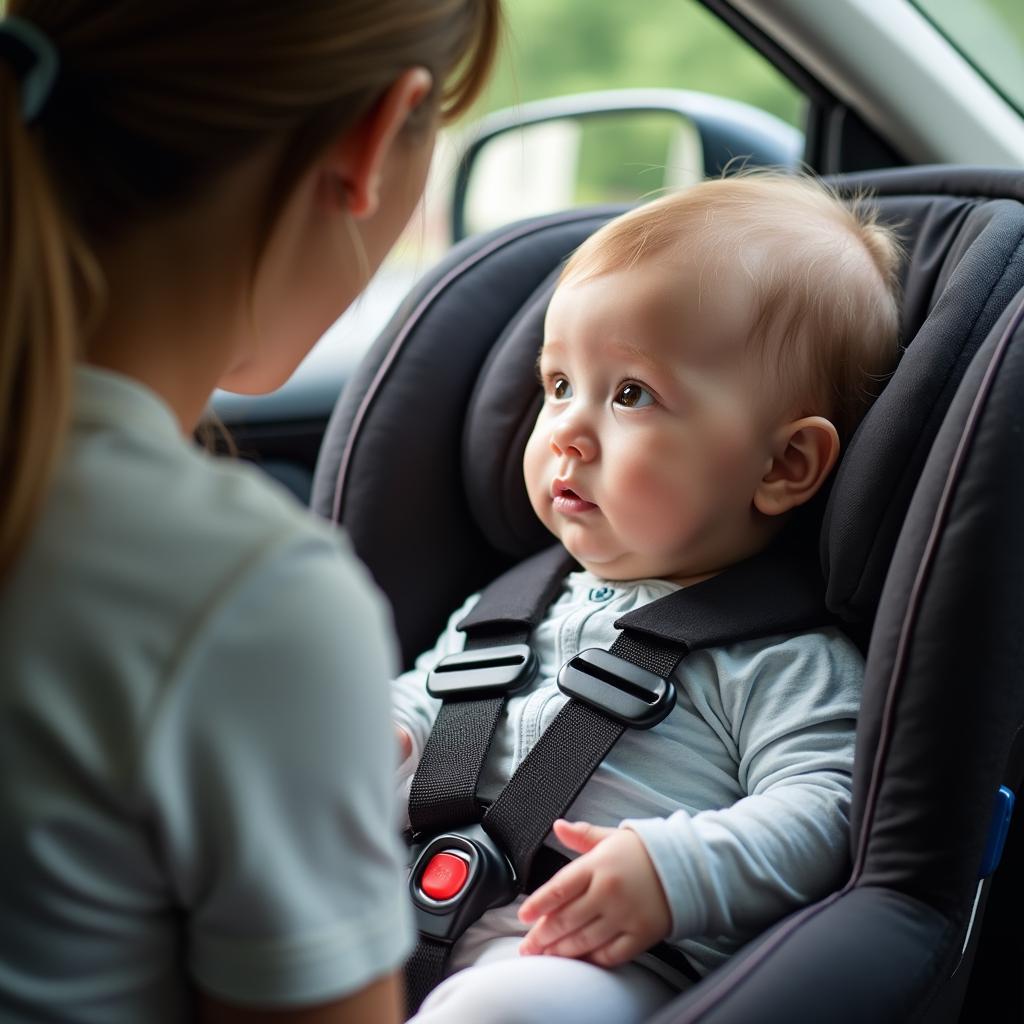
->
xmin=851 ymin=290 xmax=1024 ymax=878
xmin=331 ymin=209 xmax=613 ymax=524
xmin=848 ymin=225 xmax=1024 ymax=613
xmin=671 ymin=291 xmax=1024 ymax=1021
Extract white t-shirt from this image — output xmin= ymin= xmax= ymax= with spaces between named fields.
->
xmin=0 ymin=366 xmax=412 ymax=1021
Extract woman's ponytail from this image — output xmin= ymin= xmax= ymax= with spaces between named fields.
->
xmin=0 ymin=71 xmax=97 ymax=577
xmin=0 ymin=0 xmax=501 ymax=578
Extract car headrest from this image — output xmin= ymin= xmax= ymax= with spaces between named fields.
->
xmin=313 ymin=168 xmax=1024 ymax=665
xmin=821 ymin=172 xmax=1024 ymax=630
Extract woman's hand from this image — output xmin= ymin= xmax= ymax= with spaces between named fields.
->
xmin=395 ymin=724 xmax=413 ymax=762
xmin=517 ymin=819 xmax=671 ymax=967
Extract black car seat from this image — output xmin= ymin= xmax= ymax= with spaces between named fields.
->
xmin=311 ymin=165 xmax=1024 ymax=1023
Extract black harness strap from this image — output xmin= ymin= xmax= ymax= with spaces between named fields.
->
xmin=483 ymin=545 xmax=829 ymax=881
xmin=482 ymin=629 xmax=684 ymax=881
xmin=407 ymin=546 xmax=576 ymax=834
xmin=613 ymin=544 xmax=829 ymax=649
xmin=405 ymin=543 xmax=832 ymax=1014
xmin=408 ymin=694 xmax=509 ymax=833
xmin=483 ymin=699 xmax=627 ymax=876
xmin=406 ymin=548 xmax=577 ymax=1012
xmin=405 ymin=939 xmax=449 ymax=1017
xmin=454 ymin=545 xmax=581 ymax=637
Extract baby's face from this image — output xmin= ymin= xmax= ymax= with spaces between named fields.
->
xmin=523 ymin=261 xmax=781 ymax=585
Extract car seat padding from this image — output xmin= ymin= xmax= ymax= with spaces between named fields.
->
xmin=313 ymin=166 xmax=1024 ymax=1022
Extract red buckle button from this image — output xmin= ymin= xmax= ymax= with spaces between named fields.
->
xmin=420 ymin=851 xmax=469 ymax=901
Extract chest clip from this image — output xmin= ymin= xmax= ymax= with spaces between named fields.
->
xmin=427 ymin=644 xmax=537 ymax=699
xmin=557 ymin=648 xmax=676 ymax=728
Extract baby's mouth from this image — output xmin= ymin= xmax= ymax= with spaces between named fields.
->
xmin=551 ymin=482 xmax=599 ymax=514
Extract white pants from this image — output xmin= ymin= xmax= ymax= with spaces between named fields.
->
xmin=409 ymin=900 xmax=683 ymax=1024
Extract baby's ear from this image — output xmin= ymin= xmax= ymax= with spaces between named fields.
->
xmin=753 ymin=416 xmax=840 ymax=517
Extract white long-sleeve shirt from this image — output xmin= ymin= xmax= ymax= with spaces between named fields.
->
xmin=392 ymin=568 xmax=862 ymax=975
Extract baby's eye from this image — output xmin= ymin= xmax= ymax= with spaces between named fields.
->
xmin=614 ymin=382 xmax=655 ymax=408
xmin=551 ymin=377 xmax=573 ymax=400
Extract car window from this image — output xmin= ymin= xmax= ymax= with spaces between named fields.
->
xmin=482 ymin=0 xmax=803 ymax=123
xmin=444 ymin=0 xmax=806 ymax=246
xmin=380 ymin=1 xmax=802 ymax=284
xmin=324 ymin=0 xmax=808 ymax=377
xmin=910 ymin=0 xmax=1024 ymax=115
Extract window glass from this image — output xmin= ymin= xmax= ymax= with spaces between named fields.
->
xmin=327 ymin=0 xmax=805 ymax=371
xmin=394 ymin=0 xmax=804 ymax=264
xmin=910 ymin=0 xmax=1024 ymax=115
xmin=478 ymin=0 xmax=804 ymax=127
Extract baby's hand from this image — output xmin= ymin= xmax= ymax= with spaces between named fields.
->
xmin=394 ymin=724 xmax=413 ymax=761
xmin=517 ymin=819 xmax=671 ymax=967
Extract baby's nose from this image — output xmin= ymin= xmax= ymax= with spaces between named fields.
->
xmin=550 ymin=438 xmax=585 ymax=459
xmin=549 ymin=422 xmax=596 ymax=461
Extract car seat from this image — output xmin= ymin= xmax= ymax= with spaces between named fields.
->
xmin=311 ymin=165 xmax=1024 ymax=1022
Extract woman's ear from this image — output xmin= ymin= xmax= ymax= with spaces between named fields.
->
xmin=323 ymin=67 xmax=434 ymax=219
xmin=753 ymin=416 xmax=841 ymax=517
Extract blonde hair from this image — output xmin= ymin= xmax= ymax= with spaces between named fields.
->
xmin=0 ymin=0 xmax=501 ymax=577
xmin=560 ymin=172 xmax=904 ymax=441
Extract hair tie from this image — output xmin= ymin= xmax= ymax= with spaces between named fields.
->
xmin=0 ymin=16 xmax=59 ymax=123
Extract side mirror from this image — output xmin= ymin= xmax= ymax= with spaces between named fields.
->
xmin=452 ymin=88 xmax=803 ymax=242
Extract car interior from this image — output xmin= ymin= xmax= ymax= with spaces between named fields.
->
xmin=206 ymin=1 xmax=1024 ymax=1019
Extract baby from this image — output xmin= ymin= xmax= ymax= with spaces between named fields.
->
xmin=393 ymin=173 xmax=902 ymax=1023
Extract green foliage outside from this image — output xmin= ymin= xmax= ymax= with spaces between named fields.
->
xmin=989 ymin=0 xmax=1024 ymax=38
xmin=465 ymin=0 xmax=806 ymax=204
xmin=472 ymin=0 xmax=805 ymax=125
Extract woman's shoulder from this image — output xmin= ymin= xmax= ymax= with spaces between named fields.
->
xmin=163 ymin=447 xmax=395 ymax=675
xmin=70 ymin=381 xmax=343 ymax=590
xmin=107 ymin=441 xmax=385 ymax=663
xmin=63 ymin=364 xmax=332 ymax=583
xmin=12 ymin=376 xmax=386 ymax=699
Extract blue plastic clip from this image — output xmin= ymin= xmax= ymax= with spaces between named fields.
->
xmin=978 ymin=785 xmax=1014 ymax=879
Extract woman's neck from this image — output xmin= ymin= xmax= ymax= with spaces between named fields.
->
xmin=83 ymin=148 xmax=278 ymax=434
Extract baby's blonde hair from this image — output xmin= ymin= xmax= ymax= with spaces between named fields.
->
xmin=560 ymin=172 xmax=903 ymax=441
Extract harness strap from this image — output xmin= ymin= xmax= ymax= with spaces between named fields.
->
xmin=475 ymin=544 xmax=828 ymax=880
xmin=482 ymin=629 xmax=684 ymax=881
xmin=405 ymin=936 xmax=449 ymax=1016
xmin=404 ymin=541 xmax=831 ymax=1014
xmin=408 ymin=546 xmax=576 ymax=833
xmin=405 ymin=625 xmax=690 ymax=1015
xmin=456 ymin=545 xmax=580 ymax=636
xmin=409 ymin=695 xmax=507 ymax=833
xmin=613 ymin=542 xmax=830 ymax=648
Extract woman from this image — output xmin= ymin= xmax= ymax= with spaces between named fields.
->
xmin=0 ymin=2 xmax=500 ymax=1021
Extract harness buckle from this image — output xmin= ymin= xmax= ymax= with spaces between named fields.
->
xmin=557 ymin=648 xmax=676 ymax=729
xmin=427 ymin=644 xmax=537 ymax=699
xmin=409 ymin=824 xmax=517 ymax=943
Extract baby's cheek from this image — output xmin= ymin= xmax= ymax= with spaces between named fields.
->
xmin=522 ymin=430 xmax=547 ymax=494
xmin=522 ymin=432 xmax=557 ymax=529
xmin=609 ymin=455 xmax=688 ymax=536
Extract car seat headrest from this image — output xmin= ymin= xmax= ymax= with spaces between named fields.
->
xmin=822 ymin=193 xmax=1024 ymax=628
xmin=461 ymin=180 xmax=1024 ymax=617
xmin=462 ymin=271 xmax=560 ymax=558
xmin=313 ymin=167 xmax=1024 ymax=664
